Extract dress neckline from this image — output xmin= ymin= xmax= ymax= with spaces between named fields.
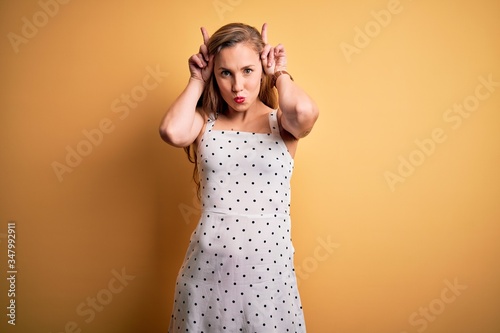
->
xmin=209 ymin=111 xmax=278 ymax=136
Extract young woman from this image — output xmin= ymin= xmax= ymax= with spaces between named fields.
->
xmin=160 ymin=22 xmax=319 ymax=332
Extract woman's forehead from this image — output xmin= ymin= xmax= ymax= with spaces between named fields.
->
xmin=215 ymin=43 xmax=260 ymax=67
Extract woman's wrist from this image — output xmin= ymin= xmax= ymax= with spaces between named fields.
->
xmin=189 ymin=77 xmax=207 ymax=91
xmin=189 ymin=76 xmax=206 ymax=84
xmin=271 ymin=70 xmax=293 ymax=87
xmin=187 ymin=77 xmax=206 ymax=98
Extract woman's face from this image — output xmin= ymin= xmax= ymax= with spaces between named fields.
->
xmin=214 ymin=42 xmax=263 ymax=113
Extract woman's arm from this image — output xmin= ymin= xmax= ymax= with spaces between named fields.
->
xmin=260 ymin=24 xmax=319 ymax=139
xmin=159 ymin=27 xmax=213 ymax=147
xmin=274 ymin=71 xmax=319 ymax=139
xmin=159 ymin=79 xmax=205 ymax=147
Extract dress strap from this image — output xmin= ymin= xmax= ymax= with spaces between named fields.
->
xmin=269 ymin=110 xmax=280 ymax=136
xmin=206 ymin=113 xmax=217 ymax=131
xmin=199 ymin=113 xmax=217 ymax=145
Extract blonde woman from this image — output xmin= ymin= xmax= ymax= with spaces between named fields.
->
xmin=160 ymin=22 xmax=319 ymax=332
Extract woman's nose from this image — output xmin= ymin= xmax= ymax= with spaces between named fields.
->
xmin=232 ymin=75 xmax=243 ymax=92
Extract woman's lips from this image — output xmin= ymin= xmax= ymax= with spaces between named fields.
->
xmin=234 ymin=97 xmax=245 ymax=104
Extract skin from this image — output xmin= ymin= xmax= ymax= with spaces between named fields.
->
xmin=159 ymin=23 xmax=319 ymax=158
xmin=212 ymin=42 xmax=273 ymax=133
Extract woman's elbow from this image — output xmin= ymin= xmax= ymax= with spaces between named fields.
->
xmin=296 ymin=96 xmax=318 ymax=115
xmin=159 ymin=125 xmax=191 ymax=148
xmin=296 ymin=101 xmax=319 ymax=129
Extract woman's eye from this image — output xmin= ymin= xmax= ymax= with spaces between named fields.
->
xmin=244 ymin=69 xmax=253 ymax=74
xmin=221 ymin=71 xmax=231 ymax=77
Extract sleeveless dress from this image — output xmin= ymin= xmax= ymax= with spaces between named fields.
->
xmin=168 ymin=111 xmax=306 ymax=332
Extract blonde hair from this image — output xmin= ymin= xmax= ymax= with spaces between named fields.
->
xmin=185 ymin=23 xmax=278 ymax=196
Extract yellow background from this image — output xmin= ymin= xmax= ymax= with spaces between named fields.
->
xmin=1 ymin=0 xmax=499 ymax=332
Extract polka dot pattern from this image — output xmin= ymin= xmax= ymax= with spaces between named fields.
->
xmin=168 ymin=112 xmax=305 ymax=332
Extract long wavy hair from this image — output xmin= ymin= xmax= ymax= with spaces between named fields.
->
xmin=184 ymin=23 xmax=278 ymax=197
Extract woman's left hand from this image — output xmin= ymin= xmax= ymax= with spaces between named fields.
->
xmin=260 ymin=23 xmax=287 ymax=75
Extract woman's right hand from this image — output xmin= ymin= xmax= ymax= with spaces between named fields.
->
xmin=188 ymin=27 xmax=214 ymax=83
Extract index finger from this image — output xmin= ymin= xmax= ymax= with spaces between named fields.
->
xmin=261 ymin=23 xmax=268 ymax=44
xmin=201 ymin=27 xmax=210 ymax=46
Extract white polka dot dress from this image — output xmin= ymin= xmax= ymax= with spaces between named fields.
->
xmin=168 ymin=111 xmax=306 ymax=332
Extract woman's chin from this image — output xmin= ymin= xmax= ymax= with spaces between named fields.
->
xmin=227 ymin=101 xmax=250 ymax=113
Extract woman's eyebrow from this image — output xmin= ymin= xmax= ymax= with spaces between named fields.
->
xmin=218 ymin=65 xmax=256 ymax=70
